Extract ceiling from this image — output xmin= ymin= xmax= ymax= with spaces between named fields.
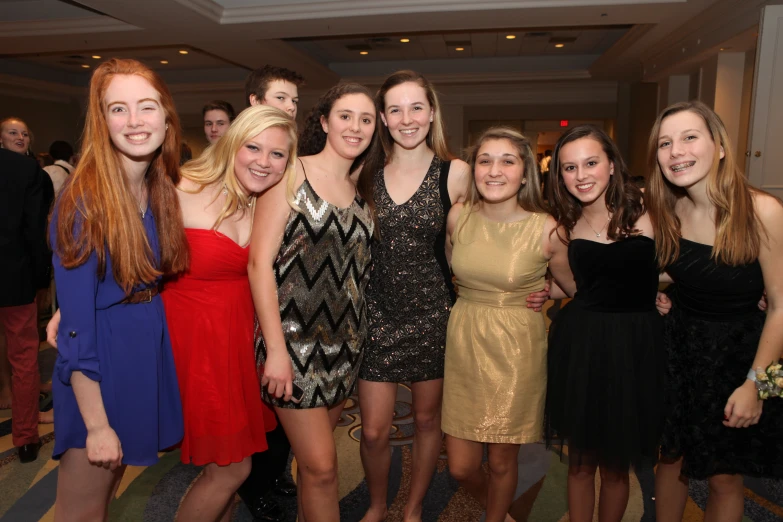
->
xmin=0 ymin=0 xmax=770 ymax=111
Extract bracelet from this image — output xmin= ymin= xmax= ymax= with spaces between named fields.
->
xmin=754 ymin=361 xmax=783 ymax=400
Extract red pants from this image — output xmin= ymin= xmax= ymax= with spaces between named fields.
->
xmin=0 ymin=302 xmax=40 ymax=447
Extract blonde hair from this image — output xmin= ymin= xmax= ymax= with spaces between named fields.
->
xmin=181 ymin=105 xmax=297 ymax=229
xmin=457 ymin=127 xmax=546 ymax=239
xmin=646 ymin=101 xmax=763 ymax=267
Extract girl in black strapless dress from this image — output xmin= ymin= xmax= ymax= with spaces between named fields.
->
xmin=545 ymin=126 xmax=668 ymax=522
xmin=647 ymin=101 xmax=783 ymax=522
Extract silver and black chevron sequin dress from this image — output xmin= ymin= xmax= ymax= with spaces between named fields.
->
xmin=256 ymin=179 xmax=374 ymax=409
xmin=360 ymin=156 xmax=454 ymax=382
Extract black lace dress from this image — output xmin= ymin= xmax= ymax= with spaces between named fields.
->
xmin=545 ymin=236 xmax=666 ymax=471
xmin=661 ymin=238 xmax=783 ymax=479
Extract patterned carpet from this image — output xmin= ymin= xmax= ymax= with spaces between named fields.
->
xmin=0 ymin=302 xmax=781 ymax=521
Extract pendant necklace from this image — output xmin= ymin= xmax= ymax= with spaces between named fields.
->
xmin=135 ymin=184 xmax=147 ymax=219
xmin=585 ymin=214 xmax=611 ymax=237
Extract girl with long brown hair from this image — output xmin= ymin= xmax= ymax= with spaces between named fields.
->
xmin=544 ymin=125 xmax=667 ymax=522
xmin=648 ymin=101 xmax=783 ymax=522
xmin=249 ymin=82 xmax=380 ymax=522
xmin=50 ymin=58 xmax=188 ymax=521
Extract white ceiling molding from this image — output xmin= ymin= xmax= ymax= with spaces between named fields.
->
xmin=641 ymin=0 xmax=767 ymax=81
xmin=200 ymin=0 xmax=685 ymax=24
xmin=348 ymin=70 xmax=594 ymax=88
xmin=0 ymin=17 xmax=140 ymax=37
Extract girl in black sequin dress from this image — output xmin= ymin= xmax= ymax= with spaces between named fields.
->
xmin=355 ymin=71 xmax=473 ymax=522
xmin=249 ymin=84 xmax=380 ymax=522
xmin=647 ymin=101 xmax=783 ymax=522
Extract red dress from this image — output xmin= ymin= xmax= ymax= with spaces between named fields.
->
xmin=163 ymin=228 xmax=276 ymax=465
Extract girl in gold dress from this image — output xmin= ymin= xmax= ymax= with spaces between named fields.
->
xmin=442 ymin=127 xmax=572 ymax=522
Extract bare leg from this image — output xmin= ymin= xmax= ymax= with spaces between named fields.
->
xmin=485 ymin=443 xmax=521 ymax=522
xmin=54 ymin=448 xmax=126 ymax=522
xmin=176 ymin=458 xmax=251 ymax=522
xmin=404 ymin=379 xmax=443 ymax=522
xmin=445 ymin=435 xmax=487 ymax=508
xmin=704 ymin=474 xmax=744 ymax=522
xmin=358 ymin=380 xmax=397 ymax=522
xmin=597 ymin=466 xmax=630 ymax=522
xmin=277 ymin=401 xmax=346 ymax=522
xmin=655 ymin=458 xmax=689 ymax=522
xmin=0 ymin=327 xmax=11 ymax=409
xmin=567 ymin=463 xmax=597 ymax=522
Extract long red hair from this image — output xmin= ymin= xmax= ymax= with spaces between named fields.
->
xmin=54 ymin=58 xmax=189 ymax=292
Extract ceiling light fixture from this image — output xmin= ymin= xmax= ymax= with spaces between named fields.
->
xmin=455 ymin=47 xmax=464 ymax=51
xmin=506 ymin=35 xmax=516 ymax=40
xmin=160 ymin=60 xmax=169 ymax=64
xmin=91 ymin=55 xmax=101 ymax=59
xmin=81 ymin=64 xmax=90 ymax=68
xmin=179 ymin=50 xmax=189 ymax=55
xmin=360 ymin=51 xmax=369 ymax=55
xmin=555 ymin=43 xmax=565 ymax=48
xmin=400 ymin=38 xmax=410 ymax=43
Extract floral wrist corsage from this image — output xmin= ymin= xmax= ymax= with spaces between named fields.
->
xmin=755 ymin=362 xmax=783 ymax=400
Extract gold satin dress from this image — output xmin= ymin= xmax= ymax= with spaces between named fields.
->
xmin=442 ymin=210 xmax=549 ymax=444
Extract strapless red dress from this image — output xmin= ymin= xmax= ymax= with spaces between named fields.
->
xmin=163 ymin=228 xmax=276 ymax=465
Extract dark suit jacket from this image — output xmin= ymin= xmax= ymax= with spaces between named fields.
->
xmin=0 ymin=148 xmax=54 ymax=307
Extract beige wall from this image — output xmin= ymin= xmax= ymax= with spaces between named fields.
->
xmin=0 ymin=95 xmax=84 ymax=156
xmin=627 ymin=82 xmax=658 ymax=178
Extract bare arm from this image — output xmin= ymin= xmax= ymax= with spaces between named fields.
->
xmin=724 ymin=194 xmax=783 ymax=428
xmin=542 ymin=217 xmax=577 ymax=297
xmin=445 ymin=202 xmax=464 ymax=267
xmin=248 ymin=167 xmax=301 ymax=402
xmin=71 ymin=372 xmax=123 ymax=469
xmin=447 ymin=159 xmax=471 ymax=205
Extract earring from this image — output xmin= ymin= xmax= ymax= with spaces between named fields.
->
xmin=166 ymin=124 xmax=169 ymax=130
xmin=222 ymin=183 xmax=228 ymax=196
xmin=429 ymin=116 xmax=433 ymax=122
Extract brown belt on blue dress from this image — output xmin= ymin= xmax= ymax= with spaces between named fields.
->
xmin=121 ymin=285 xmax=159 ymax=304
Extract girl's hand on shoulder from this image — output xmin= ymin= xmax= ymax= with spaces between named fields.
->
xmin=723 ymin=380 xmax=763 ymax=428
xmin=261 ymin=349 xmax=295 ymax=402
xmin=85 ymin=424 xmax=123 ymax=470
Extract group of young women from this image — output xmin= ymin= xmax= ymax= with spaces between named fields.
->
xmin=44 ymin=56 xmax=781 ymax=522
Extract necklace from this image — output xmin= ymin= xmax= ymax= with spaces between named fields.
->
xmin=223 ymin=183 xmax=252 ymax=211
xmin=134 ymin=184 xmax=147 ymax=219
xmin=584 ymin=214 xmax=611 ymax=237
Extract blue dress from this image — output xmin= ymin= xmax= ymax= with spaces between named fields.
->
xmin=50 ymin=208 xmax=184 ymax=466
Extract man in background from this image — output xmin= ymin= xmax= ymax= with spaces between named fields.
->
xmin=43 ymin=140 xmax=74 ymax=196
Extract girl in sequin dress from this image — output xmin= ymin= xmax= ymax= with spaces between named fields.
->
xmin=356 ymin=70 xmax=472 ymax=522
xmin=249 ymin=83 xmax=380 ymax=522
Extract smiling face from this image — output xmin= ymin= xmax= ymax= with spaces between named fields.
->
xmin=474 ymin=138 xmax=526 ymax=204
xmin=320 ymin=93 xmax=376 ymax=160
xmin=1 ymin=119 xmax=31 ymax=154
xmin=559 ymin=136 xmax=614 ymax=207
xmin=381 ymin=81 xmax=433 ymax=150
xmin=233 ymin=126 xmax=291 ymax=196
xmin=256 ymin=79 xmax=299 ymax=118
xmin=657 ymin=110 xmax=723 ymax=190
xmin=204 ymin=109 xmax=231 ymax=144
xmin=104 ymin=74 xmax=167 ymax=171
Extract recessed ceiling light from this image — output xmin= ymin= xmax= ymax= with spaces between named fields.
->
xmin=506 ymin=35 xmax=516 ymax=40
xmin=400 ymin=38 xmax=410 ymax=43
xmin=91 ymin=55 xmax=101 ymax=59
xmin=455 ymin=47 xmax=464 ymax=51
xmin=555 ymin=43 xmax=565 ymax=48
xmin=179 ymin=50 xmax=189 ymax=55
xmin=360 ymin=51 xmax=369 ymax=55
xmin=81 ymin=64 xmax=90 ymax=68
xmin=160 ymin=60 xmax=169 ymax=64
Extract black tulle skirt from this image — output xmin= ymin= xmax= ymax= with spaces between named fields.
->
xmin=660 ymin=305 xmax=783 ymax=480
xmin=545 ymin=300 xmax=666 ymax=472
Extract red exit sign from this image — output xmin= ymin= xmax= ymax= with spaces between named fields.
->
xmin=560 ymin=120 xmax=569 ymax=127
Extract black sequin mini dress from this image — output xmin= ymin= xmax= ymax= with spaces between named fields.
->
xmin=256 ymin=175 xmax=374 ymax=409
xmin=360 ymin=156 xmax=455 ymax=383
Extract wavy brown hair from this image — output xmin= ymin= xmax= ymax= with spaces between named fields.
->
xmin=548 ymin=125 xmax=644 ymax=244
xmin=296 ymin=82 xmax=379 ymax=221
xmin=53 ymin=58 xmax=189 ymax=292
xmin=646 ymin=101 xmax=762 ymax=267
